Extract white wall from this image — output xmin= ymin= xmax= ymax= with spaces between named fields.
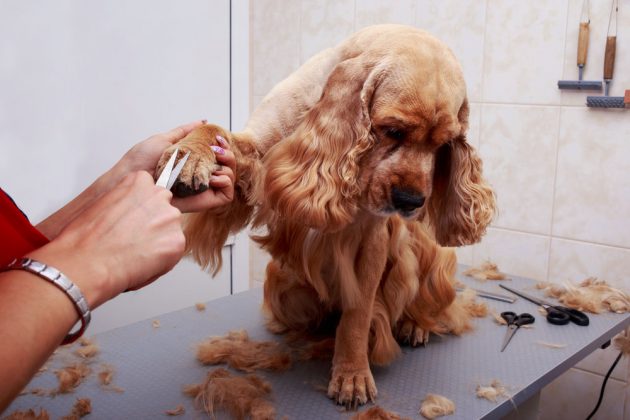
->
xmin=0 ymin=0 xmax=237 ymax=333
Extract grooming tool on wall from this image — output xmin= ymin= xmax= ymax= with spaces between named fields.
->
xmin=587 ymin=0 xmax=625 ymax=108
xmin=455 ymin=287 xmax=516 ymax=303
xmin=499 ymin=284 xmax=590 ymax=326
xmin=499 ymin=311 xmax=535 ymax=352
xmin=155 ymin=147 xmax=191 ymax=190
xmin=558 ymin=0 xmax=603 ymax=90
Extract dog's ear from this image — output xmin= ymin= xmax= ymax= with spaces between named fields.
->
xmin=261 ymin=57 xmax=384 ymax=232
xmin=426 ymin=102 xmax=496 ymax=246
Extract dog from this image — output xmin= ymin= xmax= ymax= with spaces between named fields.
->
xmin=156 ymin=24 xmax=496 ymax=408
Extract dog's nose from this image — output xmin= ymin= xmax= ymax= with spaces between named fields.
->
xmin=391 ymin=188 xmax=425 ymax=213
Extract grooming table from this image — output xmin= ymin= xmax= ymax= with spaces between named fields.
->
xmin=7 ymin=267 xmax=630 ymax=419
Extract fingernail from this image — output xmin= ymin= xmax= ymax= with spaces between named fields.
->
xmin=211 ymin=145 xmax=225 ymax=155
xmin=216 ymin=135 xmax=228 ymax=146
xmin=210 ymin=175 xmax=220 ymax=182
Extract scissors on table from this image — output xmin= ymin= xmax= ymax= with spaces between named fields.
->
xmin=500 ymin=311 xmax=535 ymax=352
xmin=499 ymin=284 xmax=589 ymax=326
xmin=155 ymin=147 xmax=190 ymax=190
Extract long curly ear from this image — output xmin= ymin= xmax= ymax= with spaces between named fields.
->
xmin=427 ymin=134 xmax=496 ymax=246
xmin=260 ymin=57 xmax=384 ymax=232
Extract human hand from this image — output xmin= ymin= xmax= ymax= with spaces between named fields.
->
xmin=33 ymin=171 xmax=186 ymax=307
xmin=113 ymin=121 xmax=236 ymax=213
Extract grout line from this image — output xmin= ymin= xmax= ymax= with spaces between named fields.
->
xmin=572 ymin=365 xmax=627 ymax=383
xmin=479 ymin=0 xmax=489 ymax=103
xmin=469 ymin=100 xmax=588 ymax=108
xmin=546 ymin=107 xmax=564 ymax=281
xmin=488 ymin=226 xmax=630 ymax=251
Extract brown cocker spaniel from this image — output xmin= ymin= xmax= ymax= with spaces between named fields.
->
xmin=157 ymin=24 xmax=496 ymax=408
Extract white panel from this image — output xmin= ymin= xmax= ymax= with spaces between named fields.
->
xmin=89 ymin=247 xmax=231 ymax=335
xmin=0 ymin=1 xmax=233 ymax=331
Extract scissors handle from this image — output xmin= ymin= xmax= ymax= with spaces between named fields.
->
xmin=546 ymin=305 xmax=589 ymax=326
xmin=501 ymin=311 xmax=535 ymax=327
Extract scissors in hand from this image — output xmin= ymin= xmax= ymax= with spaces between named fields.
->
xmin=500 ymin=311 xmax=535 ymax=352
xmin=499 ymin=284 xmax=589 ymax=326
xmin=155 ymin=147 xmax=190 ymax=190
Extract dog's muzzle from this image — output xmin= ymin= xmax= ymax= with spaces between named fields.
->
xmin=391 ymin=188 xmax=425 ymax=214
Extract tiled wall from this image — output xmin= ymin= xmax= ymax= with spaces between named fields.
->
xmin=248 ymin=1 xmax=630 ymax=417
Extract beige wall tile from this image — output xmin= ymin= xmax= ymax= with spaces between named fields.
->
xmin=472 ymin=228 xmax=550 ymax=281
xmin=561 ymin=0 xmax=630 ymax=106
xmin=539 ymin=368 xmax=625 ymax=420
xmin=251 ymin=95 xmax=265 ymax=115
xmin=574 ymin=346 xmax=628 ymax=382
xmin=355 ymin=0 xmax=415 ymax=28
xmin=479 ymin=105 xmax=559 ymax=235
xmin=467 ymin=102 xmax=482 ymax=149
xmin=252 ymin=0 xmax=300 ymax=96
xmin=549 ymin=238 xmax=630 ymax=290
xmin=454 ymin=246 xmax=473 ymax=266
xmin=483 ymin=0 xmax=567 ymax=104
xmin=415 ymin=0 xmax=486 ymax=102
xmin=300 ymin=0 xmax=355 ymax=63
xmin=553 ymin=107 xmax=630 ymax=248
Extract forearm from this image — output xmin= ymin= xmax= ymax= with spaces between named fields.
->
xmin=35 ymin=164 xmax=127 ymax=240
xmin=0 ymin=242 xmax=112 ymax=412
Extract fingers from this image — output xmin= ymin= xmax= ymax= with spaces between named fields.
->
xmin=161 ymin=120 xmax=206 ymax=144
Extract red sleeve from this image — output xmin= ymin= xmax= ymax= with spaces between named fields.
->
xmin=0 ymin=188 xmax=50 ymax=267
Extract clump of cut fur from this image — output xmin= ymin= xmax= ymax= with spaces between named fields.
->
xmin=457 ymin=288 xmax=489 ymax=317
xmin=54 ymin=363 xmax=91 ymax=394
xmin=195 ymin=303 xmax=206 ymax=311
xmin=165 ymin=404 xmax=186 ymax=416
xmin=463 ymin=261 xmax=507 ymax=281
xmin=152 ymin=320 xmax=161 ymax=329
xmin=196 ymin=330 xmax=291 ymax=373
xmin=614 ymin=327 xmax=630 ymax=356
xmin=352 ymin=406 xmax=408 ymax=419
xmin=419 ymin=394 xmax=455 ymax=419
xmin=184 ymin=368 xmax=275 ymax=420
xmin=60 ymin=398 xmax=92 ymax=419
xmin=490 ymin=310 xmax=507 ymax=325
xmin=3 ymin=409 xmax=50 ymax=420
xmin=476 ymin=380 xmax=508 ymax=402
xmin=536 ymin=341 xmax=567 ymax=349
xmin=537 ymin=278 xmax=630 ymax=314
xmin=97 ymin=364 xmax=124 ymax=393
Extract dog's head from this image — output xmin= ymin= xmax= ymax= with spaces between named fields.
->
xmin=262 ymin=26 xmax=495 ymax=246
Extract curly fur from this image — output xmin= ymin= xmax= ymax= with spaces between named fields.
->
xmin=158 ymin=24 xmax=496 ymax=407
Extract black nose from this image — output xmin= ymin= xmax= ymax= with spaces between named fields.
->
xmin=391 ymin=188 xmax=425 ymax=213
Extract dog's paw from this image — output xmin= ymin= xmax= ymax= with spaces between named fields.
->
xmin=155 ymin=143 xmax=221 ymax=197
xmin=327 ymin=366 xmax=377 ymax=409
xmin=396 ymin=320 xmax=430 ymax=347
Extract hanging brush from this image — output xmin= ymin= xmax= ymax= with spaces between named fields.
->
xmin=587 ymin=0 xmax=626 ymax=108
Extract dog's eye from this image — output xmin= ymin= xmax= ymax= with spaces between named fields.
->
xmin=385 ymin=127 xmax=405 ymax=141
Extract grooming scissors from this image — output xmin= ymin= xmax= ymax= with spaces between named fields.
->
xmin=500 ymin=311 xmax=535 ymax=352
xmin=155 ymin=147 xmax=190 ymax=190
xmin=499 ymin=284 xmax=590 ymax=326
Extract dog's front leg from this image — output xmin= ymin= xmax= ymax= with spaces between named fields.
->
xmin=327 ymin=224 xmax=388 ymax=408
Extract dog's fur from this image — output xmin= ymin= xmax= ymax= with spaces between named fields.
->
xmin=157 ymin=25 xmax=495 ymax=407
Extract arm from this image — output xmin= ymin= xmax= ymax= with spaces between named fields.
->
xmin=0 ymin=123 xmax=236 ymax=412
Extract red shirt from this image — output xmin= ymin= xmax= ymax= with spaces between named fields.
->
xmin=0 ymin=188 xmax=50 ymax=267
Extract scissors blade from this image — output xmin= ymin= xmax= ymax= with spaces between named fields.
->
xmin=499 ymin=284 xmax=551 ymax=307
xmin=155 ymin=148 xmax=179 ymax=188
xmin=500 ymin=325 xmax=518 ymax=352
xmin=165 ymin=151 xmax=190 ymax=190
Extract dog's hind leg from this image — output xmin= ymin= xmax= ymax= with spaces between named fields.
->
xmin=262 ymin=259 xmax=327 ymax=335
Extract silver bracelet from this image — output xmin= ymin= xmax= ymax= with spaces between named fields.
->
xmin=1 ymin=257 xmax=91 ymax=344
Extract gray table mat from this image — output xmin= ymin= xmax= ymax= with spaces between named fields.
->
xmin=6 ymin=267 xmax=630 ymax=419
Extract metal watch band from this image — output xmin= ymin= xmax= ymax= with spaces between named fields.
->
xmin=1 ymin=257 xmax=91 ymax=344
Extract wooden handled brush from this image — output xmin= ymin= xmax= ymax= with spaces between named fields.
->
xmin=603 ymin=36 xmax=616 ymax=81
xmin=577 ymin=22 xmax=590 ymax=67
